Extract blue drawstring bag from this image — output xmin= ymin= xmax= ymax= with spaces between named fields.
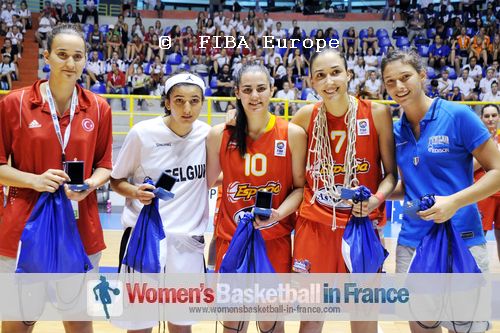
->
xmin=342 ymin=186 xmax=389 ymax=273
xmin=219 ymin=213 xmax=275 ymax=273
xmin=16 ymin=186 xmax=93 ymax=273
xmin=408 ymin=194 xmax=481 ymax=273
xmin=122 ymin=178 xmax=166 ymax=273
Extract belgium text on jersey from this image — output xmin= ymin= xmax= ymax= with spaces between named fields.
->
xmin=159 ymin=35 xmax=341 ymax=53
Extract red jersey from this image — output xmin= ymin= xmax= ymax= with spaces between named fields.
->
xmin=474 ymin=135 xmax=500 ymax=198
xmin=217 ymin=115 xmax=295 ymax=241
xmin=0 ymin=80 xmax=113 ymax=258
xmin=300 ymin=99 xmax=383 ymax=228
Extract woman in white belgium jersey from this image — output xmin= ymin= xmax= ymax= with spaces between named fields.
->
xmin=110 ymin=72 xmax=210 ymax=333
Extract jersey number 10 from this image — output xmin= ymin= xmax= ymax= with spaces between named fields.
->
xmin=244 ymin=153 xmax=267 ymax=177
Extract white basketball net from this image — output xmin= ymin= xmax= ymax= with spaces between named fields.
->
xmin=306 ymin=95 xmax=359 ymax=230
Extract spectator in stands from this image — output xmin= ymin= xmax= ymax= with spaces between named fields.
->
xmin=263 ymin=11 xmax=273 ymax=31
xmin=130 ymin=16 xmax=145 ymax=40
xmin=254 ymin=18 xmax=266 ymax=41
xmin=480 ymin=67 xmax=497 ymax=98
xmin=448 ymin=86 xmax=464 ymax=101
xmin=106 ymin=62 xmax=127 ymax=110
xmin=464 ymin=55 xmax=483 ymax=83
xmin=51 ymin=0 xmax=65 ymax=22
xmin=205 ymin=17 xmax=216 ymax=35
xmin=451 ymin=27 xmax=472 ymax=74
xmin=353 ymin=56 xmax=367 ymax=83
xmin=153 ymin=19 xmax=162 ymax=36
xmin=272 ymin=21 xmax=286 ymax=39
xmin=213 ymin=63 xmax=233 ymax=112
xmin=10 ymin=14 xmax=23 ymax=31
xmin=17 ymin=0 xmax=31 ymax=30
xmin=126 ymin=33 xmax=145 ymax=63
xmin=454 ymin=67 xmax=477 ymax=101
xmin=107 ymin=32 xmax=123 ymax=59
xmin=88 ymin=23 xmax=103 ymax=52
xmin=237 ymin=17 xmax=251 ymax=37
xmin=213 ymin=10 xmax=224 ymax=29
xmin=81 ymin=0 xmax=99 ymax=25
xmin=220 ymin=16 xmax=233 ymax=36
xmin=35 ymin=9 xmax=56 ymax=49
xmin=364 ymin=46 xmax=379 ymax=73
xmin=427 ymin=79 xmax=440 ymax=98
xmin=290 ymin=25 xmax=302 ymax=40
xmin=345 ymin=46 xmax=357 ymax=69
xmin=0 ymin=1 xmax=15 ymax=26
xmin=146 ymin=33 xmax=164 ymax=63
xmin=1 ymin=38 xmax=17 ymax=64
xmin=130 ymin=65 xmax=150 ymax=108
xmin=265 ymin=47 xmax=282 ymax=67
xmin=85 ymin=50 xmax=104 ymax=88
xmin=0 ymin=22 xmax=7 ymax=37
xmin=212 ymin=47 xmax=230 ymax=76
xmin=347 ymin=69 xmax=361 ymax=96
xmin=270 ymin=56 xmax=286 ymax=90
xmin=471 ymin=27 xmax=491 ymax=65
xmin=153 ymin=0 xmax=164 ymax=18
xmin=343 ymin=26 xmax=358 ymax=54
xmin=230 ymin=12 xmax=241 ymax=30
xmin=362 ymin=70 xmax=383 ymax=100
xmin=437 ymin=68 xmax=453 ymax=98
xmin=106 ymin=50 xmax=125 ymax=73
xmin=0 ymin=52 xmax=16 ymax=89
xmin=428 ymin=35 xmax=450 ymax=70
xmin=281 ymin=65 xmax=295 ymax=91
xmin=61 ymin=3 xmax=79 ymax=23
xmin=492 ymin=34 xmax=500 ymax=62
xmin=149 ymin=55 xmax=165 ymax=95
xmin=362 ymin=26 xmax=378 ymax=55
xmin=288 ymin=48 xmax=308 ymax=78
xmin=116 ymin=14 xmax=129 ymax=46
xmin=6 ymin=25 xmax=23 ymax=53
xmin=482 ymin=81 xmax=500 ymax=102
xmin=423 ymin=3 xmax=437 ymax=28
xmin=274 ymin=81 xmax=297 ymax=116
xmin=407 ymin=9 xmax=425 ymax=44
xmin=169 ymin=25 xmax=184 ymax=51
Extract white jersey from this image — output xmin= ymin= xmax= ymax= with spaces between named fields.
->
xmin=111 ymin=116 xmax=210 ymax=237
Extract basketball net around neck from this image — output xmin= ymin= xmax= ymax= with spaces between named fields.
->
xmin=306 ymin=95 xmax=359 ymax=230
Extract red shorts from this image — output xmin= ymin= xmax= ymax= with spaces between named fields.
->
xmin=477 ymin=196 xmax=500 ymax=231
xmin=215 ymin=235 xmax=292 ymax=273
xmin=292 ymin=216 xmax=348 ymax=273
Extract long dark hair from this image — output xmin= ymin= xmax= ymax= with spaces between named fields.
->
xmin=228 ymin=63 xmax=273 ymax=157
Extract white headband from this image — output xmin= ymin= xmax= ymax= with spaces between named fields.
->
xmin=164 ymin=73 xmax=206 ymax=95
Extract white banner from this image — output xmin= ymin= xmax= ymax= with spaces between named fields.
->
xmin=0 ymin=273 xmax=496 ymax=322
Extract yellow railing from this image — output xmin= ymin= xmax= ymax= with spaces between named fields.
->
xmin=1 ymin=90 xmax=499 ymax=136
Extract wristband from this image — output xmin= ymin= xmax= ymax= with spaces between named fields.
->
xmin=374 ymin=191 xmax=386 ymax=203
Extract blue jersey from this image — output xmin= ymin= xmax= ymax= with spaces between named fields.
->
xmin=394 ymin=98 xmax=490 ymax=248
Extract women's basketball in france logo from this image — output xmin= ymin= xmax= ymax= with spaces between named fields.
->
xmin=82 ymin=118 xmax=95 ymax=132
xmin=87 ymin=276 xmax=123 ymax=319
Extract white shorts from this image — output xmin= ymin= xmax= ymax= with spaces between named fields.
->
xmin=113 ymin=233 xmax=205 ymax=329
xmin=396 ymin=244 xmax=491 ymax=332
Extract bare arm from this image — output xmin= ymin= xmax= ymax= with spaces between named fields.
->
xmin=110 ymin=176 xmax=155 ymax=205
xmin=0 ymin=164 xmax=69 ymax=192
xmin=206 ymin=124 xmax=224 ymax=188
xmin=254 ymin=123 xmax=307 ymax=228
xmin=420 ymin=138 xmax=500 ymax=223
xmin=351 ymin=102 xmax=398 ymax=216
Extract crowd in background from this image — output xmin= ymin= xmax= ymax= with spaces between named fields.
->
xmin=1 ymin=0 xmax=500 ymax=113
